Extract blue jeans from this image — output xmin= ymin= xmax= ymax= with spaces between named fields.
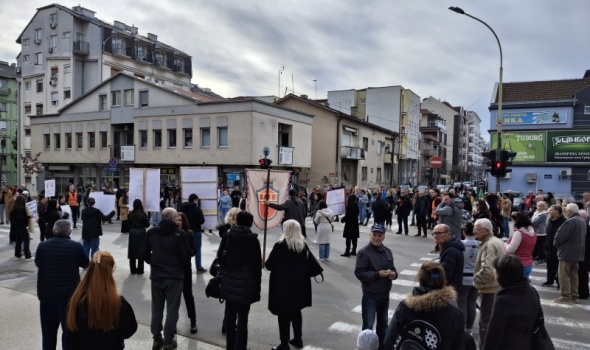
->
xmin=219 ymin=207 xmax=230 ymax=223
xmin=319 ymin=244 xmax=330 ymax=260
xmin=40 ymin=302 xmax=68 ymax=350
xmin=83 ymin=238 xmax=99 ymax=259
xmin=151 ymin=278 xmax=184 ymax=342
xmin=524 ymin=265 xmax=533 ymax=279
xmin=152 ymin=211 xmax=161 ymax=226
xmin=361 ymin=294 xmax=389 ymax=347
xmin=503 ymin=217 xmax=510 ymax=238
xmin=193 ymin=232 xmax=203 ymax=270
xmin=358 ymin=204 xmax=366 ymax=223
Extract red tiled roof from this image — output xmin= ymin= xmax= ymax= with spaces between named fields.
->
xmin=497 ymin=78 xmax=590 ymax=103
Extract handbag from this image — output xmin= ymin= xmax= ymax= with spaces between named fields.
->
xmin=531 ymin=287 xmax=555 ymax=350
xmin=205 ymin=276 xmax=223 ymax=302
xmin=306 ymin=246 xmax=324 ymax=283
xmin=209 ymin=257 xmax=220 ymax=277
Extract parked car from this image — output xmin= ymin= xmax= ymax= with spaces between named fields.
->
xmin=553 ymin=193 xmax=576 ymax=204
xmin=503 ymin=191 xmax=524 ymax=211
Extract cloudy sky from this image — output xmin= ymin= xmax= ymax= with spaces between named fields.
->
xmin=2 ymin=0 xmax=589 ymax=139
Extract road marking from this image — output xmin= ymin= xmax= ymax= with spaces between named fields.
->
xmin=302 ymin=347 xmax=330 ymax=350
xmin=352 ymin=305 xmax=394 ymax=319
xmin=541 ymin=299 xmax=590 ymax=312
xmin=552 ymin=337 xmax=590 ymax=350
xmin=531 ymin=284 xmax=561 ymax=294
xmin=392 ymin=279 xmax=418 ymax=287
xmin=399 ymin=270 xmax=417 ymax=276
xmin=328 ymin=321 xmax=361 ymax=334
xmin=390 ymin=292 xmax=408 ymax=300
xmin=419 ymin=257 xmax=433 ymax=261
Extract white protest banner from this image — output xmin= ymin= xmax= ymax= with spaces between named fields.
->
xmin=326 ymin=188 xmax=346 ymax=216
xmin=246 ymin=169 xmax=291 ymax=231
xmin=60 ymin=205 xmax=73 ymax=226
xmin=26 ymin=200 xmax=39 ymax=224
xmin=44 ymin=179 xmax=56 ymax=198
xmin=180 ymin=167 xmax=218 ymax=230
xmin=129 ymin=168 xmax=161 ymax=212
xmin=89 ymin=192 xmax=115 ymax=216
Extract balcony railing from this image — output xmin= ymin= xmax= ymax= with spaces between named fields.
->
xmin=341 ymin=146 xmax=365 ymax=160
xmin=0 ymin=88 xmax=10 ymax=96
xmin=73 ymin=40 xmax=89 ymax=55
xmin=112 ymin=43 xmax=127 ymax=56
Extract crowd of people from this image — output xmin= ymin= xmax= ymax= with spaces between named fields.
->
xmin=7 ymin=177 xmax=590 ymax=349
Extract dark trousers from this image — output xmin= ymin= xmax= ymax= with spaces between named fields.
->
xmin=345 ymin=237 xmax=357 ymax=253
xmin=278 ymin=310 xmax=302 ymax=344
xmin=546 ymin=255 xmax=559 ymax=284
xmin=386 ymin=211 xmax=393 ymax=227
xmin=361 ymin=294 xmax=389 ymax=347
xmin=416 ymin=214 xmax=428 ymax=235
xmin=183 ymin=265 xmax=196 ymax=323
xmin=15 ymin=231 xmax=31 ymax=258
xmin=150 ymin=279 xmax=184 ymax=342
xmin=38 ymin=219 xmax=47 ymax=241
xmin=129 ymin=258 xmax=144 ymax=274
xmin=397 ymin=214 xmax=409 ymax=234
xmin=225 ymin=301 xmax=251 ymax=350
xmin=579 ymin=260 xmax=590 ymax=299
xmin=479 ymin=293 xmax=495 ymax=349
xmin=70 ymin=206 xmax=79 ymax=228
xmin=533 ymin=235 xmax=546 ymax=260
xmin=40 ymin=302 xmax=68 ymax=350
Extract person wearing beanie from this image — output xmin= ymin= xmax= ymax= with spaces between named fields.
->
xmin=357 ymin=329 xmax=379 ymax=350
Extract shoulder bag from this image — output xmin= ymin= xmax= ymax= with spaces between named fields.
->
xmin=531 ymin=287 xmax=555 ymax=350
xmin=205 ymin=237 xmax=229 ymax=303
xmin=306 ymin=245 xmax=324 ymax=283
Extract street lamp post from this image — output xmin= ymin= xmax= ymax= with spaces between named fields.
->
xmin=449 ymin=6 xmax=503 ymax=194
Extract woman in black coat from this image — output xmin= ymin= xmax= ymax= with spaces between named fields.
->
xmin=11 ymin=195 xmax=32 ymax=260
xmin=44 ymin=199 xmax=68 ymax=240
xmin=127 ymin=199 xmax=149 ymax=275
xmin=341 ymin=194 xmax=360 ymax=256
xmin=266 ymin=219 xmax=312 ymax=350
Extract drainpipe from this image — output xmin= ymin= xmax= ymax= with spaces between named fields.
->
xmin=335 ymin=113 xmax=343 ymax=185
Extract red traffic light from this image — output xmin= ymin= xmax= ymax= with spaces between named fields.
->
xmin=259 ymin=158 xmax=272 ymax=169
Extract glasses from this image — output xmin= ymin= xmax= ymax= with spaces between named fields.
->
xmin=432 ymin=231 xmax=448 ymax=236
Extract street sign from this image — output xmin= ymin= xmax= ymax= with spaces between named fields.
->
xmin=430 ymin=157 xmax=442 ymax=169
xmin=108 ymin=167 xmax=118 ymax=173
xmin=108 ymin=158 xmax=117 ymax=168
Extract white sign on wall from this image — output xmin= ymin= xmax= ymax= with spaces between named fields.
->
xmin=279 ymin=147 xmax=293 ymax=165
xmin=120 ymin=146 xmax=135 ymax=161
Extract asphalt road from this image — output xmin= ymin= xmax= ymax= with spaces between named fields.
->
xmin=0 ymin=217 xmax=589 ymax=349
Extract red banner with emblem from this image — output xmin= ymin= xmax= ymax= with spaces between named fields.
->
xmin=246 ymin=169 xmax=291 ymax=230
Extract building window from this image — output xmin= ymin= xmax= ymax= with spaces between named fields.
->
xmin=64 ymin=90 xmax=71 ymax=99
xmin=54 ymin=133 xmax=61 ymax=150
xmin=363 ymin=137 xmax=368 ymax=151
xmin=36 ymin=104 xmax=43 ymax=115
xmin=183 ymin=128 xmax=192 ymax=147
xmin=23 ymin=55 xmax=29 ymax=62
xmin=51 ymin=92 xmax=58 ymax=106
xmin=76 ymin=132 xmax=82 ymax=149
xmin=50 ymin=13 xmax=57 ymax=25
xmin=23 ymin=38 xmax=30 ymax=46
xmin=62 ymin=31 xmax=70 ymax=39
xmin=0 ymin=103 xmax=6 ymax=112
xmin=154 ymin=130 xmax=162 ymax=148
xmin=44 ymin=134 xmax=50 ymax=149
xmin=218 ymin=127 xmax=228 ymax=147
xmin=139 ymin=130 xmax=147 ymax=148
xmin=124 ymin=89 xmax=134 ymax=106
xmin=376 ymin=141 xmax=383 ymax=155
xmin=25 ymin=81 xmax=31 ymax=90
xmin=35 ymin=28 xmax=42 ymax=41
xmin=201 ymin=128 xmax=210 ymax=148
xmin=139 ymin=90 xmax=149 ymax=107
xmin=168 ymin=129 xmax=176 ymax=148
xmin=360 ymin=98 xmax=366 ymax=104
xmin=65 ymin=133 xmax=72 ymax=149
xmin=361 ymin=166 xmax=368 ymax=181
xmin=99 ymin=94 xmax=107 ymax=110
xmin=88 ymin=132 xmax=95 ymax=149
xmin=25 ymin=104 xmax=31 ymax=114
xmin=64 ymin=65 xmax=71 ymax=74
xmin=50 ymin=35 xmax=57 ymax=48
xmin=37 ymin=80 xmax=43 ymax=93
xmin=35 ymin=52 xmax=42 ymax=65
xmin=111 ymin=91 xmax=121 ymax=107
xmin=376 ymin=168 xmax=382 ymax=182
xmin=100 ymin=131 xmax=108 ymax=148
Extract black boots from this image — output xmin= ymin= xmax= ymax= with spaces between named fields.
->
xmin=341 ymin=250 xmax=350 ymax=257
xmin=350 ymin=249 xmax=356 ymax=256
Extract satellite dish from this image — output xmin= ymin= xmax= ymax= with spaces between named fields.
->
xmin=262 ymin=146 xmax=270 ymax=157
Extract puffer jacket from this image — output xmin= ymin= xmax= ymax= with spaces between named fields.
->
xmin=218 ymin=225 xmax=262 ymax=305
xmin=440 ymin=236 xmax=465 ymax=292
xmin=383 ymin=286 xmax=465 ymax=350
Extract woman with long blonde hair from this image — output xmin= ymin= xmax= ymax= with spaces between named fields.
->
xmin=266 ymin=220 xmax=311 ymax=350
xmin=66 ymin=251 xmax=137 ymax=349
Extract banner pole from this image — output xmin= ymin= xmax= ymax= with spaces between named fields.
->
xmin=262 ymin=167 xmax=271 ymax=268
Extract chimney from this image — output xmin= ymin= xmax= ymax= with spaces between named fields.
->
xmin=301 ymin=94 xmax=308 ymax=99
xmin=147 ymin=33 xmax=158 ymax=42
xmin=114 ymin=21 xmax=126 ymax=30
xmin=72 ymin=6 xmax=95 ymax=18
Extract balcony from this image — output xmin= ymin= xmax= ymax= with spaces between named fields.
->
xmin=423 ymin=133 xmax=438 ymax=142
xmin=0 ymin=88 xmax=10 ymax=96
xmin=73 ymin=40 xmax=89 ymax=55
xmin=112 ymin=43 xmax=127 ymax=56
xmin=341 ymin=146 xmax=365 ymax=160
xmin=422 ymin=146 xmax=437 ymax=157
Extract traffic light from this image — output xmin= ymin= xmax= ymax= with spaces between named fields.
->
xmin=500 ymin=150 xmax=517 ymax=177
xmin=493 ymin=160 xmax=504 ymax=177
xmin=259 ymin=158 xmax=273 ymax=169
xmin=481 ymin=150 xmax=497 ymax=177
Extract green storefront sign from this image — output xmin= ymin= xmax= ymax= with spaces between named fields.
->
xmin=491 ymin=130 xmax=590 ymax=163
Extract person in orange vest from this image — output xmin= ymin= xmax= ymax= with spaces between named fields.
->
xmin=67 ymin=184 xmax=81 ymax=229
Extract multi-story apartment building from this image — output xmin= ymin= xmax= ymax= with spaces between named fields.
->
xmin=276 ymin=93 xmax=396 ymax=189
xmin=327 ymin=86 xmax=420 ymax=185
xmin=15 ymin=4 xmax=193 ymax=190
xmin=487 ymin=71 xmax=590 ymax=194
xmin=465 ymin=110 xmax=484 ymax=181
xmin=419 ymin=109 xmax=448 ymax=185
xmin=0 ymin=62 xmax=19 ymax=186
xmin=29 ymin=73 xmax=312 ymax=195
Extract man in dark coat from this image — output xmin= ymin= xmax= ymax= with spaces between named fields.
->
xmin=395 ymin=189 xmax=413 ymax=235
xmin=542 ymin=204 xmax=566 ymax=287
xmin=218 ymin=212 xmax=262 ymax=350
xmin=179 ymin=193 xmax=206 ymax=273
xmin=230 ymin=184 xmax=242 ymax=208
xmin=342 ymin=194 xmax=360 ymax=256
xmin=268 ymin=189 xmax=307 ymax=237
xmin=413 ymin=190 xmax=430 ymax=237
xmin=371 ymin=195 xmax=388 ymax=226
xmin=142 ymin=208 xmax=192 ymax=350
xmin=434 ymin=224 xmax=465 ymax=292
xmin=35 ymin=219 xmax=89 ymax=350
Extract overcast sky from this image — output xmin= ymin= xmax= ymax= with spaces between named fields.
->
xmin=2 ymin=1 xmax=589 ymax=139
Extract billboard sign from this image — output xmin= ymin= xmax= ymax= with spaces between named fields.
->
xmin=491 ymin=132 xmax=546 ymax=163
xmin=491 ymin=107 xmax=570 ymax=126
xmin=546 ymin=130 xmax=590 ymax=162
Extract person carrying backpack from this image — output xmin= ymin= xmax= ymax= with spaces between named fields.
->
xmin=383 ymin=261 xmax=467 ymax=350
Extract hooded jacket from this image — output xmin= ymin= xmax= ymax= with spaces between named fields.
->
xmin=383 ymin=286 xmax=465 ymax=350
xmin=313 ymin=207 xmax=334 ymax=244
xmin=440 ymin=236 xmax=465 ymax=292
xmin=179 ymin=201 xmax=205 ymax=233
xmin=505 ymin=226 xmax=537 ymax=267
xmin=434 ymin=199 xmax=463 ymax=238
xmin=218 ymin=225 xmax=262 ymax=305
xmin=142 ymin=219 xmax=192 ymax=281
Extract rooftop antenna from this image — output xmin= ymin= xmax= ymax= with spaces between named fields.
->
xmin=278 ymin=66 xmax=285 ymax=97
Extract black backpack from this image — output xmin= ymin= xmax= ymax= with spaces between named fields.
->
xmin=394 ymin=319 xmax=441 ymax=350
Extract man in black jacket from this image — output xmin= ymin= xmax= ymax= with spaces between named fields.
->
xmin=413 ymin=190 xmax=430 ymax=237
xmin=179 ymin=193 xmax=206 ymax=273
xmin=395 ymin=189 xmax=413 ymax=235
xmin=371 ymin=195 xmax=388 ymax=227
xmin=268 ymin=189 xmax=307 ymax=237
xmin=433 ymin=224 xmax=465 ymax=292
xmin=143 ymin=208 xmax=192 ymax=350
xmin=35 ymin=219 xmax=89 ymax=350
xmin=543 ymin=204 xmax=566 ymax=287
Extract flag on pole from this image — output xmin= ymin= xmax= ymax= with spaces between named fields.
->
xmin=246 ymin=169 xmax=291 ymax=230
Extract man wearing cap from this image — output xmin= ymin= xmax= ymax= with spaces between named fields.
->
xmin=354 ymin=224 xmax=398 ymax=348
